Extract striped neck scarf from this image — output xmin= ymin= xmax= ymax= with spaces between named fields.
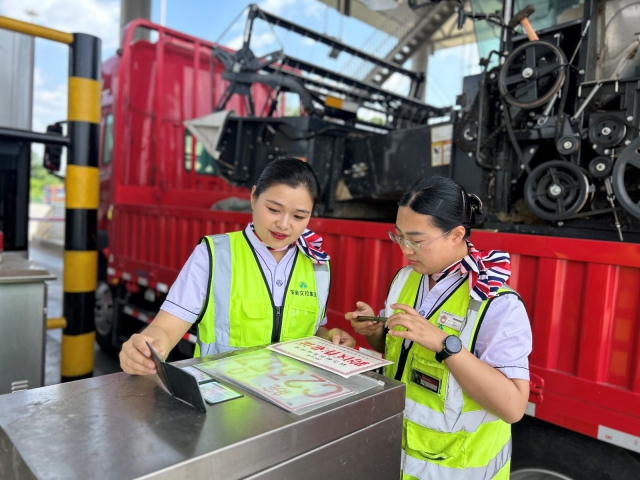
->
xmin=431 ymin=241 xmax=511 ymax=301
xmin=249 ymin=223 xmax=329 ymax=265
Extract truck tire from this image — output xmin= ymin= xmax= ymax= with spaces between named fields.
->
xmin=511 ymin=416 xmax=640 ymax=480
xmin=95 ymin=280 xmax=117 ymax=354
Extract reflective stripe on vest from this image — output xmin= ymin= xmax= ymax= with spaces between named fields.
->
xmin=385 ymin=266 xmax=518 ymax=478
xmin=401 ymin=439 xmax=512 ymax=480
xmin=195 ymin=232 xmax=330 ymax=357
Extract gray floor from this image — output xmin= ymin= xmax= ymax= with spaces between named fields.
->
xmin=29 ymin=242 xmax=121 ymax=385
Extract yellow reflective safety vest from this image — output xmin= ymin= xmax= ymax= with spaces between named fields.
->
xmin=194 ymin=231 xmax=331 ymax=356
xmin=384 ymin=266 xmax=521 ymax=480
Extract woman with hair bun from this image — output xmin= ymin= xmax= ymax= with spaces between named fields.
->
xmin=347 ymin=175 xmax=531 ymax=480
xmin=121 ymin=158 xmax=354 ymax=375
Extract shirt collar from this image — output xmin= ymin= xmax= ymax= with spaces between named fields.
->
xmin=244 ymin=225 xmax=295 ymax=265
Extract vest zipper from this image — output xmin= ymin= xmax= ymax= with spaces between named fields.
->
xmin=272 ymin=253 xmax=298 ymax=343
xmin=272 ymin=306 xmax=283 ymax=343
xmin=243 ymin=230 xmax=297 ymax=344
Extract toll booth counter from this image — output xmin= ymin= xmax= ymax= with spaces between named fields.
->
xmin=0 ymin=349 xmax=405 ymax=479
xmin=0 ymin=252 xmax=55 ymax=395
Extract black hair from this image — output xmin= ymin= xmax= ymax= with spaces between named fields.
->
xmin=253 ymin=158 xmax=322 ymax=205
xmin=398 ymin=175 xmax=485 ymax=238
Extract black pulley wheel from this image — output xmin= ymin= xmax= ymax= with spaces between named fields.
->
xmin=455 ymin=119 xmax=479 ymax=152
xmin=588 ymin=115 xmax=626 ymax=148
xmin=612 ymin=137 xmax=640 ymax=219
xmin=556 ymin=136 xmax=579 ymax=156
xmin=499 ymin=41 xmax=566 ymax=109
xmin=588 ymin=156 xmax=613 ymax=179
xmin=524 ymin=160 xmax=590 ymax=221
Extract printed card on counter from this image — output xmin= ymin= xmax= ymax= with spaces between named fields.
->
xmin=266 ymin=337 xmax=392 ymax=378
xmin=199 ymin=381 xmax=243 ymax=405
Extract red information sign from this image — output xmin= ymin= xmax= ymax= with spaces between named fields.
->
xmin=267 ymin=337 xmax=392 ymax=378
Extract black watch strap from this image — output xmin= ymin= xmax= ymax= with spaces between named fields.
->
xmin=435 ymin=335 xmax=462 ymax=363
xmin=435 ymin=348 xmax=451 ymax=363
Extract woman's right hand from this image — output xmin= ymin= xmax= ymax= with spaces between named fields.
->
xmin=345 ymin=301 xmax=384 ymax=337
xmin=120 ymin=333 xmax=166 ymax=375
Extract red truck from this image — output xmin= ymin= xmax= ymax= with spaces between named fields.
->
xmin=95 ymin=19 xmax=640 ymax=478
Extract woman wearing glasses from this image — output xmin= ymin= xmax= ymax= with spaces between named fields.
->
xmin=347 ymin=175 xmax=531 ymax=479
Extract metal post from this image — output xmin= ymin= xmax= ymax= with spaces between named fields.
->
xmin=0 ymin=16 xmax=101 ymax=382
xmin=61 ymin=33 xmax=101 ymax=382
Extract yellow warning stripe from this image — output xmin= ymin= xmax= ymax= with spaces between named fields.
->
xmin=61 ymin=332 xmax=96 ymax=377
xmin=64 ymin=250 xmax=98 ymax=293
xmin=68 ymin=77 xmax=101 ymax=124
xmin=66 ymin=165 xmax=99 ymax=209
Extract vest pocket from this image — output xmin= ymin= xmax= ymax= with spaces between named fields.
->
xmin=229 ymin=299 xmax=270 ymax=347
xmin=407 ymin=355 xmax=448 ymax=408
xmin=405 ymin=419 xmax=465 ymax=461
xmin=281 ymin=300 xmax=318 ymax=341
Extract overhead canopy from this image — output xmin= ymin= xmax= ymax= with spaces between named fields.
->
xmin=317 ymin=0 xmax=478 ymax=85
xmin=318 ymin=0 xmax=477 ymax=50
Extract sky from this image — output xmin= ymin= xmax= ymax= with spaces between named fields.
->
xmin=0 ymin=0 xmax=481 ymax=154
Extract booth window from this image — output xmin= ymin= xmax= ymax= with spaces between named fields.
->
xmin=184 ymin=132 xmax=217 ymax=175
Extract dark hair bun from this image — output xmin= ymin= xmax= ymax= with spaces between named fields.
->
xmin=466 ymin=193 xmax=486 ymax=228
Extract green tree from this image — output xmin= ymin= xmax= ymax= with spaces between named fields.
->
xmin=30 ymin=151 xmax=63 ymax=201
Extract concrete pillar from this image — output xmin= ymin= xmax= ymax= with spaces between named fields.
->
xmin=120 ymin=0 xmax=152 ymax=46
xmin=411 ymin=42 xmax=433 ymax=101
xmin=0 ymin=30 xmax=33 ymax=130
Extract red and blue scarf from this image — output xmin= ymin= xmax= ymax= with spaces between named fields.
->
xmin=431 ymin=242 xmax=511 ymax=301
xmin=249 ymin=223 xmax=329 ymax=265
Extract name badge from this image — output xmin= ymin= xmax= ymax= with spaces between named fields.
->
xmin=411 ymin=370 xmax=440 ymax=394
xmin=437 ymin=311 xmax=465 ymax=332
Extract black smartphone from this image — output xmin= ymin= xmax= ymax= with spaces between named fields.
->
xmin=356 ymin=316 xmax=388 ymax=323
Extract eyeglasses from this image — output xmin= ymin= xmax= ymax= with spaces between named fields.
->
xmin=388 ymin=230 xmax=450 ymax=252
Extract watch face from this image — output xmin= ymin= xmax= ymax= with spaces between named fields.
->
xmin=444 ymin=335 xmax=462 ymax=354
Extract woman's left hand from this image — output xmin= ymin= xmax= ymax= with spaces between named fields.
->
xmin=327 ymin=328 xmax=356 ymax=348
xmin=386 ymin=303 xmax=449 ymax=352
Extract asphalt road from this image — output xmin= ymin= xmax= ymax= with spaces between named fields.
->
xmin=29 ymin=241 xmax=121 ymax=385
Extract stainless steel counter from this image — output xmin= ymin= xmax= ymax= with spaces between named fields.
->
xmin=0 ymin=350 xmax=405 ymax=480
xmin=0 ymin=252 xmax=55 ymax=284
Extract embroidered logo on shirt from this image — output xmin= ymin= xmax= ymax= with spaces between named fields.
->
xmin=437 ymin=311 xmax=465 ymax=332
xmin=290 ymin=289 xmax=316 ymax=297
xmin=299 ymin=281 xmax=308 ymax=289
xmin=276 ymin=280 xmax=283 ymax=287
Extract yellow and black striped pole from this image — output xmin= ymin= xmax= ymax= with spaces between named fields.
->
xmin=0 ymin=17 xmax=101 ymax=381
xmin=61 ymin=33 xmax=101 ymax=382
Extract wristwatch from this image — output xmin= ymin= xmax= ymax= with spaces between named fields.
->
xmin=435 ymin=335 xmax=462 ymax=363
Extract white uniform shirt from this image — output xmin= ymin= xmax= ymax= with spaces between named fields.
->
xmin=160 ymin=226 xmax=328 ymax=328
xmin=388 ymin=270 xmax=532 ymax=381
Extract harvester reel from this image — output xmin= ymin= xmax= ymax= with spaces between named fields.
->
xmin=524 ymin=160 xmax=590 ymax=220
xmin=612 ymin=137 xmax=640 ymax=219
xmin=588 ymin=115 xmax=626 ymax=148
xmin=498 ymin=41 xmax=566 ymax=109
